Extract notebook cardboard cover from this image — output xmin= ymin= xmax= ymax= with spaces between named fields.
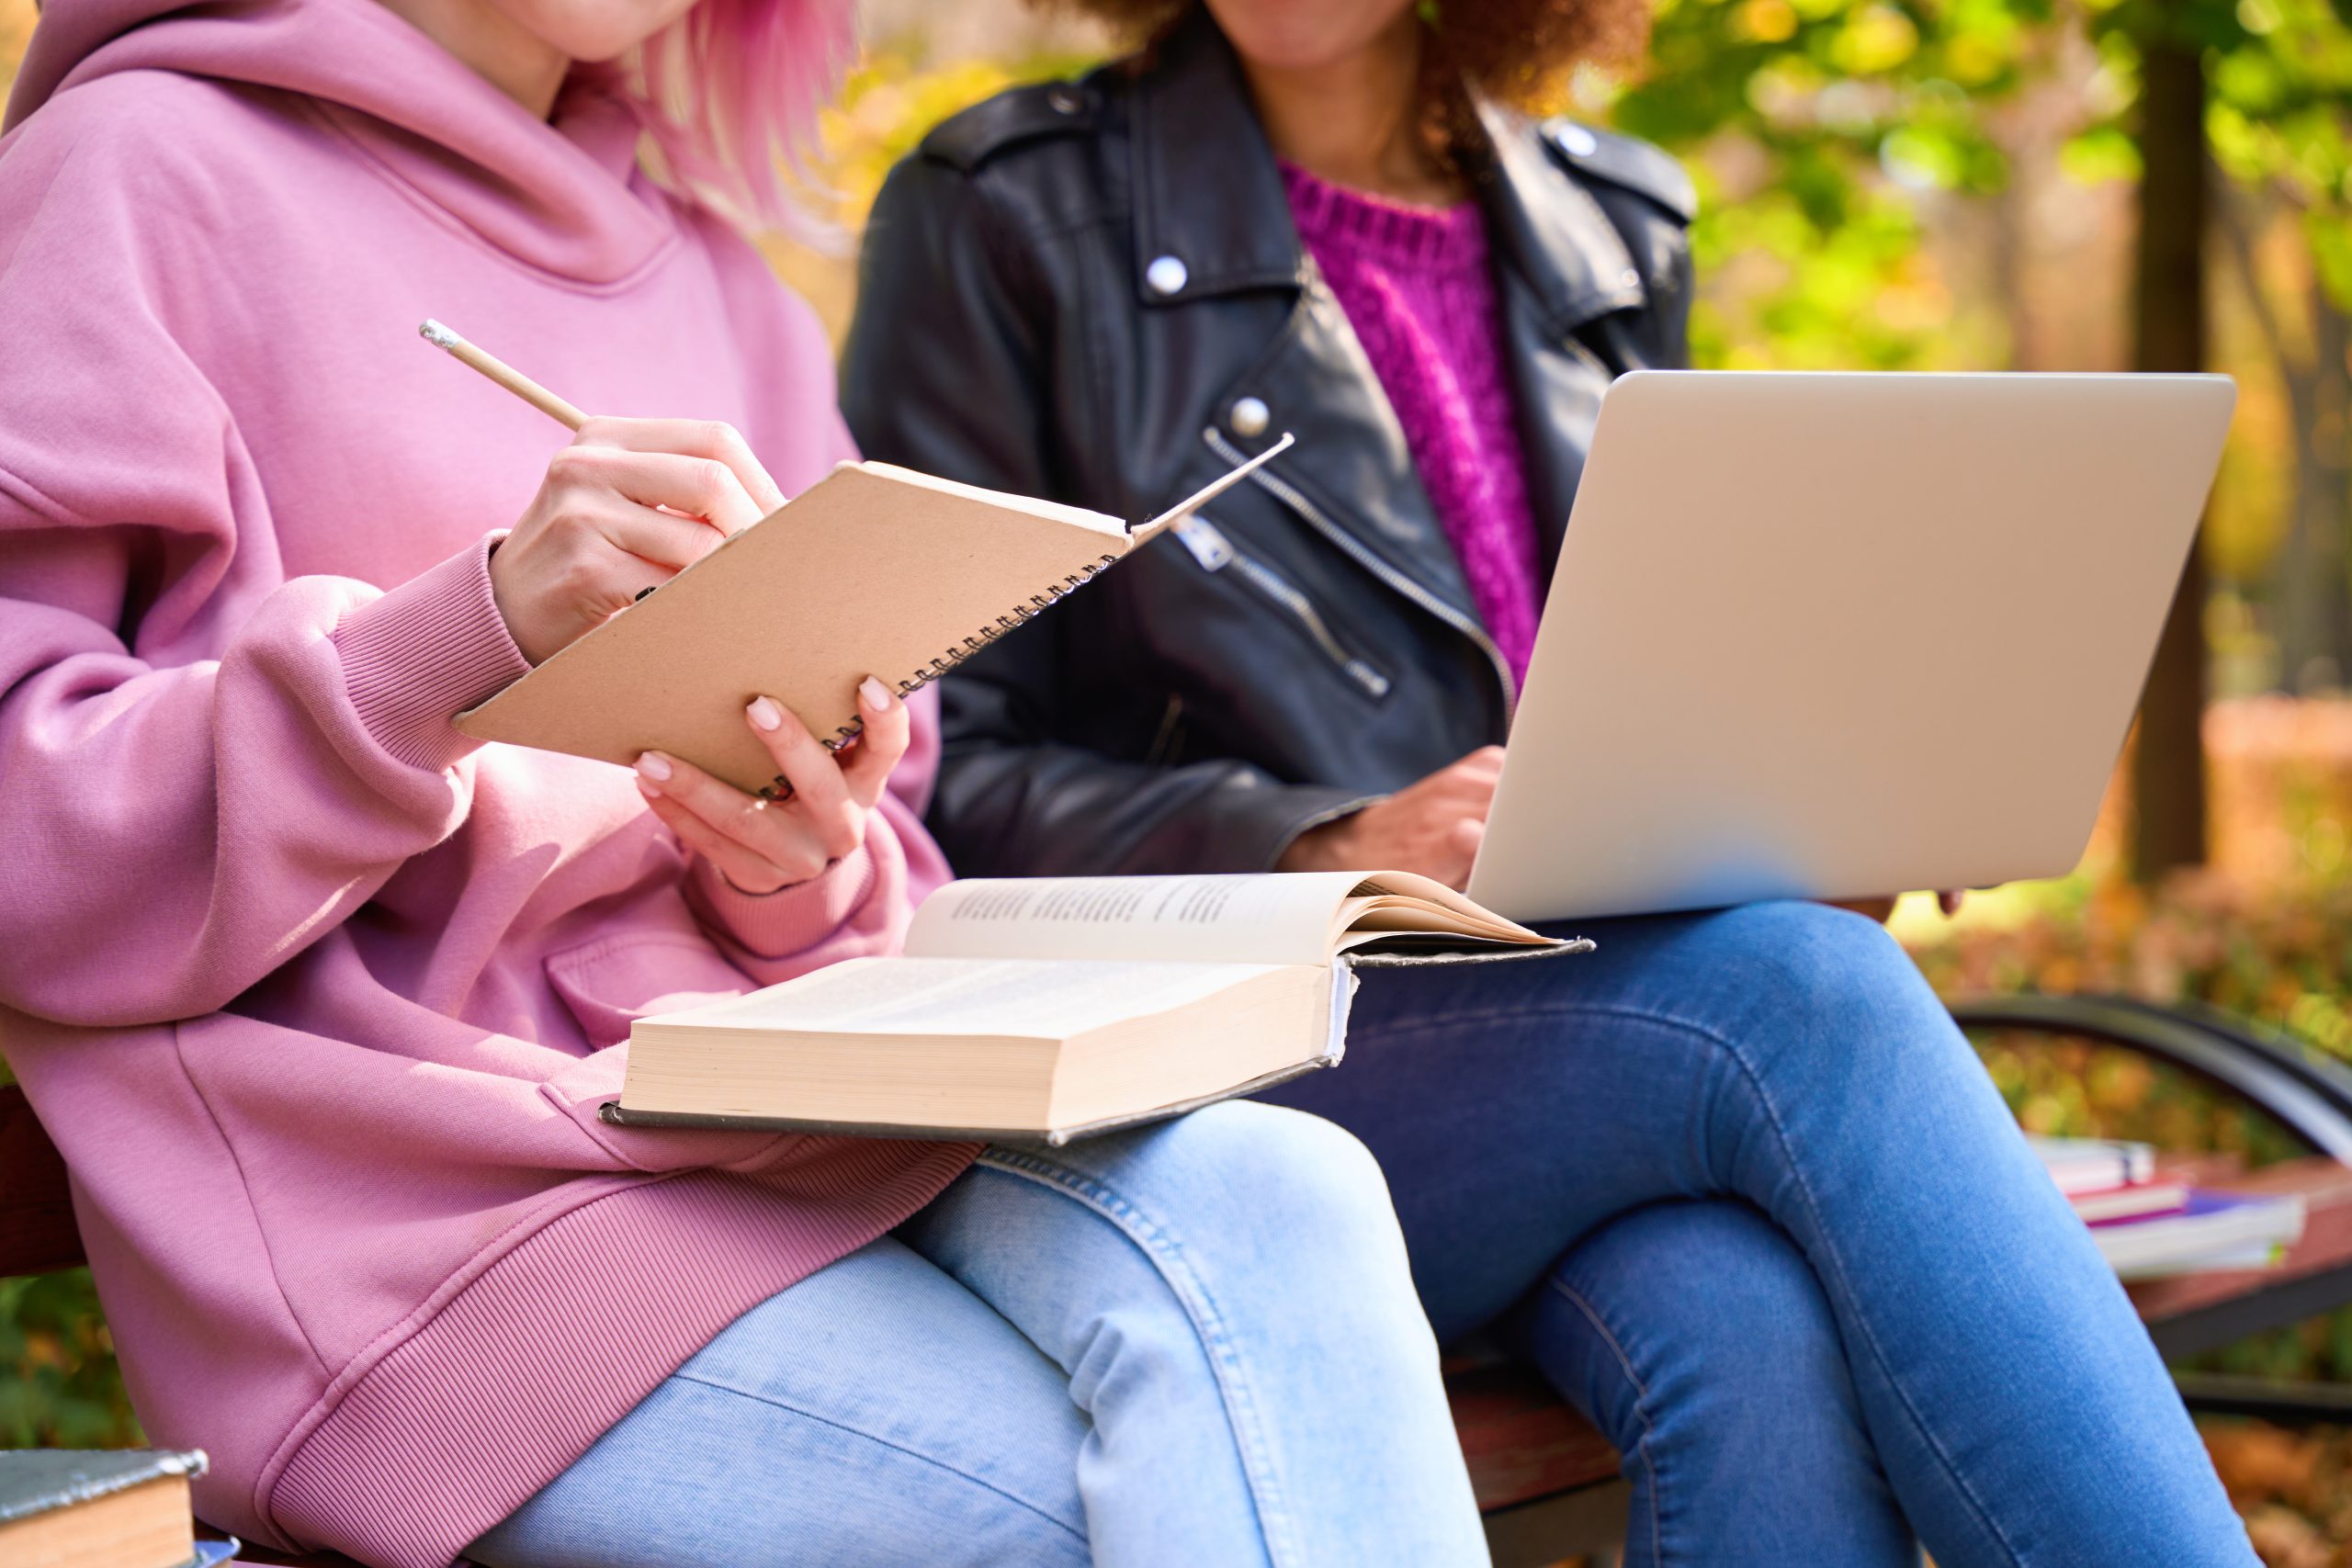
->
xmin=455 ymin=464 xmax=1127 ymax=795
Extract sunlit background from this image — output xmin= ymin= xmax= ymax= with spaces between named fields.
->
xmin=5 ymin=0 xmax=2351 ymax=1557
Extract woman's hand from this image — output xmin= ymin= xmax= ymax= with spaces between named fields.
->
xmin=1283 ymin=749 xmax=1977 ymax=916
xmin=633 ymin=678 xmax=911 ymax=895
xmin=490 ymin=418 xmax=786 ymax=665
xmin=1278 ymin=746 xmax=1504 ymax=890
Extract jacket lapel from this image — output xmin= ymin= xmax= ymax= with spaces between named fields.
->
xmin=1474 ymin=96 xmax=1647 ymax=335
xmin=1227 ymin=271 xmax=1483 ymax=621
xmin=1129 ymin=15 xmax=1645 ymax=620
xmin=1131 ymin=15 xmax=1478 ymax=617
xmin=1125 ymin=14 xmax=1301 ymax=303
xmin=1474 ymin=99 xmax=1644 ymax=563
xmin=1499 ymin=278 xmax=1609 ymax=567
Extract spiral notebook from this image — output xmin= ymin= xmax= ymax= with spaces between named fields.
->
xmin=454 ymin=439 xmax=1289 ymax=795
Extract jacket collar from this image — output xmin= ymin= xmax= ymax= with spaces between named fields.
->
xmin=1125 ymin=9 xmax=1642 ymax=332
xmin=1471 ymin=97 xmax=1646 ymax=332
xmin=1125 ymin=11 xmax=1303 ymax=299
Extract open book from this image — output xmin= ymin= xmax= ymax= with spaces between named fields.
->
xmin=605 ymin=871 xmax=1585 ymax=1145
xmin=456 ymin=441 xmax=1290 ymax=796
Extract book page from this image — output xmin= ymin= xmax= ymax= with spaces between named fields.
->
xmin=642 ymin=956 xmax=1289 ymax=1040
xmin=1336 ymin=871 xmax=1552 ymax=947
xmin=905 ymin=874 xmax=1371 ymax=967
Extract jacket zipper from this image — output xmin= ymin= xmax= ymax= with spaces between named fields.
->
xmin=1560 ymin=334 xmax=1612 ymax=379
xmin=1144 ymin=693 xmax=1187 ymax=766
xmin=1204 ymin=427 xmax=1515 ymax=721
xmin=1171 ymin=513 xmax=1392 ymax=699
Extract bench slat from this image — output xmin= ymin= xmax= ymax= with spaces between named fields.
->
xmin=1444 ymin=1359 xmax=1621 ymax=1510
xmin=0 ymin=1084 xmax=85 ymax=1278
xmin=2132 ymin=1156 xmax=2352 ymax=1323
xmin=2132 ymin=1156 xmax=2352 ymax=1359
xmin=14 ymin=1087 xmax=2352 ymax=1534
xmin=225 ymin=1545 xmax=364 ymax=1566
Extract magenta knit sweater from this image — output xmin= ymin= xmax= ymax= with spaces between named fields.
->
xmin=1282 ymin=162 xmax=1544 ymax=684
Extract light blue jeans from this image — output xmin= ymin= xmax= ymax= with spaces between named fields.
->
xmin=468 ymin=1101 xmax=1490 ymax=1568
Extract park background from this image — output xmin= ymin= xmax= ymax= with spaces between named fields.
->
xmin=4 ymin=0 xmax=2352 ymax=1557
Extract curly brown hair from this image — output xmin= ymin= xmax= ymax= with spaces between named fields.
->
xmin=1035 ymin=0 xmax=1652 ymax=114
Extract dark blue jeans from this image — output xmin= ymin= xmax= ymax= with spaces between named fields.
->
xmin=1265 ymin=898 xmax=2256 ymax=1567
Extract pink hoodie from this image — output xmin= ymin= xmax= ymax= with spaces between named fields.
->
xmin=0 ymin=3 xmax=978 ymax=1562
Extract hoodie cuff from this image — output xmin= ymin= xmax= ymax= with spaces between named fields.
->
xmin=331 ymin=534 xmax=532 ymax=773
xmin=687 ymin=846 xmax=879 ymax=962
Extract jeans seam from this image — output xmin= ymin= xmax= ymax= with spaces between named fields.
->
xmin=666 ymin=1369 xmax=1090 ymax=1548
xmin=1544 ymin=1274 xmax=1667 ymax=1568
xmin=1573 ymin=1000 xmax=2028 ymax=1568
xmin=1364 ymin=998 xmax=2028 ymax=1568
xmin=975 ymin=1145 xmax=1302 ymax=1567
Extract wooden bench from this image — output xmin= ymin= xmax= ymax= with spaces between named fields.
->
xmin=8 ymin=993 xmax=2352 ymax=1567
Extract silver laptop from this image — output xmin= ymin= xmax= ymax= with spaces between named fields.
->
xmin=1464 ymin=370 xmax=2235 ymax=923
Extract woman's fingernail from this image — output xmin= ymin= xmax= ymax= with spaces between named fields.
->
xmin=635 ymin=751 xmax=673 ymax=783
xmin=747 ymin=696 xmax=785 ymax=732
xmin=858 ymin=676 xmax=894 ymax=711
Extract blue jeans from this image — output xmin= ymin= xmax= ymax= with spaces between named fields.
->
xmin=476 ymin=901 xmax=2255 ymax=1567
xmin=468 ymin=1100 xmax=1489 ymax=1568
xmin=1262 ymin=898 xmax=2256 ymax=1567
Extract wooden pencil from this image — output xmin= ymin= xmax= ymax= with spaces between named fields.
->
xmin=418 ymin=320 xmax=588 ymax=432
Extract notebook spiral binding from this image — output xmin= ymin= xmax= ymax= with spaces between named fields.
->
xmin=752 ymin=552 xmax=1123 ymax=801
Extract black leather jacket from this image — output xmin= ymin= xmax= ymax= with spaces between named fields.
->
xmin=840 ymin=11 xmax=1696 ymax=876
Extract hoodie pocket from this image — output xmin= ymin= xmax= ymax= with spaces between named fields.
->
xmin=544 ymin=931 xmax=748 ymax=1051
xmin=540 ymin=1044 xmax=794 ymax=1174
xmin=540 ymin=931 xmax=794 ymax=1170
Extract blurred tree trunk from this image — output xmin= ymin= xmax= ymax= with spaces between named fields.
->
xmin=2281 ymin=280 xmax=2352 ymax=690
xmin=1993 ymin=181 xmax=2037 ymax=368
xmin=2222 ymin=189 xmax=2352 ymax=694
xmin=2130 ymin=35 xmax=2211 ymax=880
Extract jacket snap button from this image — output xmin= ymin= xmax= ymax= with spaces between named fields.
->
xmin=1558 ymin=124 xmax=1600 ymax=158
xmin=1228 ymin=397 xmax=1271 ymax=437
xmin=1048 ymin=86 xmax=1083 ymax=114
xmin=1146 ymin=254 xmax=1189 ymax=296
xmin=1619 ymin=268 xmax=1641 ymax=290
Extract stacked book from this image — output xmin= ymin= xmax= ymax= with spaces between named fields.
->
xmin=2031 ymin=1135 xmax=2307 ymax=1280
xmin=0 ymin=1449 xmax=235 ymax=1568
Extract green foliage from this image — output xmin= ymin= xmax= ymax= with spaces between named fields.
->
xmin=0 ymin=1271 xmax=140 ymax=1450
xmin=2203 ymin=0 xmax=2352 ymax=310
xmin=1687 ymin=182 xmax=1996 ymax=367
xmin=788 ymin=0 xmax=2352 ymax=377
xmin=1908 ymin=764 xmax=2352 ymax=1386
xmin=1598 ymin=0 xmax=2352 ymax=362
xmin=1601 ymin=0 xmax=2047 ymax=367
xmin=1917 ymin=871 xmax=2352 ymax=1158
xmin=804 ymin=49 xmax=1103 ymax=228
xmin=0 ymin=1054 xmax=134 ymax=1449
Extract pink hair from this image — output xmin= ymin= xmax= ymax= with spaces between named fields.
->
xmin=593 ymin=0 xmax=855 ymax=233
